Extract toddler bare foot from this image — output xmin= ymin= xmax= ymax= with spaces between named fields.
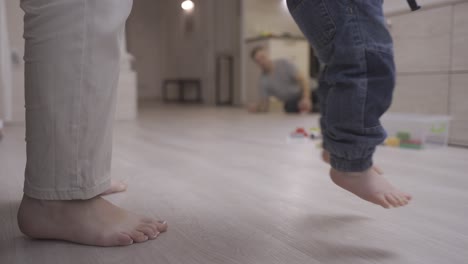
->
xmin=330 ymin=167 xmax=412 ymax=208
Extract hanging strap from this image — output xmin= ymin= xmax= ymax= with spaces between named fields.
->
xmin=407 ymin=0 xmax=421 ymax=11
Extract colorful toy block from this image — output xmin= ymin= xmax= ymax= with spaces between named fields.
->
xmin=397 ymin=132 xmax=411 ymax=141
xmin=400 ymin=139 xmax=423 ymax=150
xmin=385 ymin=137 xmax=401 ymax=147
xmin=309 ymin=128 xmax=321 ymax=139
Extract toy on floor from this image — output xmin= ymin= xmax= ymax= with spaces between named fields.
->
xmin=290 ymin=127 xmax=308 ymax=138
xmin=385 ymin=136 xmax=400 ymax=147
xmin=431 ymin=124 xmax=446 ymax=134
xmin=400 ymin=139 xmax=423 ymax=150
xmin=288 ymin=127 xmax=322 ymax=143
xmin=309 ymin=128 xmax=322 ymax=139
xmin=287 ymin=127 xmax=310 ymax=143
xmin=396 ymin=132 xmax=410 ymax=141
xmin=384 ymin=131 xmax=423 ymax=150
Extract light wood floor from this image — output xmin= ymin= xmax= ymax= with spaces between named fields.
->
xmin=1 ymin=104 xmax=468 ymax=264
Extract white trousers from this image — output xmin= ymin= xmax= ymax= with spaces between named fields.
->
xmin=21 ymin=0 xmax=133 ymax=200
xmin=0 ymin=0 xmax=13 ymax=121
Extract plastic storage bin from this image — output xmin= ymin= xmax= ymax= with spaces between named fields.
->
xmin=381 ymin=113 xmax=451 ymax=149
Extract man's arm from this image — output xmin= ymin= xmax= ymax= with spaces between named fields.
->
xmin=295 ymin=73 xmax=312 ymax=112
xmin=248 ymin=79 xmax=270 ymax=113
xmin=282 ymin=59 xmax=312 ymax=112
xmin=296 ymin=73 xmax=310 ymax=99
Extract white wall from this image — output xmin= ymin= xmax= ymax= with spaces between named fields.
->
xmin=243 ymin=0 xmax=302 ymax=39
xmin=126 ymin=0 xmax=168 ymax=99
xmin=164 ymin=0 xmax=217 ymax=104
xmin=4 ymin=0 xmax=25 ymax=124
xmin=0 ymin=0 xmax=12 ymax=121
xmin=384 ymin=0 xmax=466 ymax=14
xmin=127 ymin=0 xmax=241 ymax=104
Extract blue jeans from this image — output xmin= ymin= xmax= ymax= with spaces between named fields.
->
xmin=287 ymin=0 xmax=395 ymax=172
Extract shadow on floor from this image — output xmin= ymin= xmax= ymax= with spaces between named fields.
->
xmin=289 ymin=214 xmax=398 ymax=262
xmin=308 ymin=240 xmax=398 ymax=262
xmin=297 ymin=214 xmax=371 ymax=230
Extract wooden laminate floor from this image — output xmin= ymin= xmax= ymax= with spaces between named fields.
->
xmin=1 ymin=104 xmax=467 ymax=264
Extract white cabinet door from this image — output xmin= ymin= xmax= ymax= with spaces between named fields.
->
xmin=450 ymin=74 xmax=468 ymax=146
xmin=452 ymin=2 xmax=468 ymax=71
xmin=392 ymin=6 xmax=452 ymax=73
xmin=390 ymin=74 xmax=450 ymax=115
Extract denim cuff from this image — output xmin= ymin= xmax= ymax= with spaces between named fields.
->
xmin=330 ymin=154 xmax=373 ymax=172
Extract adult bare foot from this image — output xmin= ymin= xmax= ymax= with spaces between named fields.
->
xmin=101 ymin=180 xmax=128 ymax=196
xmin=17 ymin=195 xmax=168 ymax=246
xmin=330 ymin=167 xmax=412 ymax=208
xmin=321 ymin=150 xmax=383 ymax=175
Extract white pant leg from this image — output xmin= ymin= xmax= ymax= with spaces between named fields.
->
xmin=21 ymin=0 xmax=133 ymax=200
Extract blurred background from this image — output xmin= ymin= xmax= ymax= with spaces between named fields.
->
xmin=1 ymin=0 xmax=467 ymax=146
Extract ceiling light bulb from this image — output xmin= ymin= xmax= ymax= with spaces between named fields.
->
xmin=181 ymin=0 xmax=194 ymax=11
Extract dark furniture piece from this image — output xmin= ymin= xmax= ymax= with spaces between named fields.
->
xmin=162 ymin=79 xmax=202 ymax=103
xmin=215 ymin=54 xmax=234 ymax=105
